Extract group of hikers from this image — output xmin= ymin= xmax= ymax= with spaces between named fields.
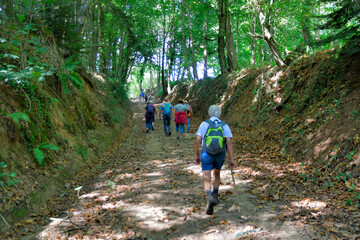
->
xmin=144 ymin=98 xmax=192 ymax=139
xmin=143 ymin=97 xmax=235 ymax=215
xmin=139 ymin=91 xmax=153 ymax=103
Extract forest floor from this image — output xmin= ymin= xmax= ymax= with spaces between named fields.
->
xmin=3 ymin=100 xmax=327 ymax=240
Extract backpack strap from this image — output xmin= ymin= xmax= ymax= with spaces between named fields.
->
xmin=205 ymin=119 xmax=215 ymax=128
xmin=206 ymin=119 xmax=226 ymax=127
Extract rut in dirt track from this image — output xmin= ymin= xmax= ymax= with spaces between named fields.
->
xmin=37 ymin=100 xmax=318 ymax=240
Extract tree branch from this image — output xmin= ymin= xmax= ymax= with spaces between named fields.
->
xmin=248 ymin=32 xmax=264 ymax=39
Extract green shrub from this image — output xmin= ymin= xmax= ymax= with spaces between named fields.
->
xmin=0 ymin=162 xmax=18 ymax=187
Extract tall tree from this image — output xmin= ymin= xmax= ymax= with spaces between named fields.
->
xmin=226 ymin=8 xmax=239 ymax=71
xmin=218 ymin=0 xmax=228 ymax=74
xmin=203 ymin=19 xmax=209 ymax=78
xmin=248 ymin=0 xmax=286 ymax=67
xmin=187 ymin=7 xmax=199 ymax=81
xmin=181 ymin=0 xmax=193 ymax=81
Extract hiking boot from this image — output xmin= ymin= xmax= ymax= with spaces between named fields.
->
xmin=205 ymin=195 xmax=217 ymax=215
xmin=146 ymin=129 xmax=149 ymax=133
xmin=152 ymin=127 xmax=154 ymax=131
xmin=168 ymin=132 xmax=171 ymax=136
xmin=177 ymin=135 xmax=180 ymax=140
xmin=165 ymin=132 xmax=168 ymax=136
xmin=212 ymin=194 xmax=219 ymax=205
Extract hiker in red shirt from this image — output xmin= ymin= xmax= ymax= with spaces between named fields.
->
xmin=172 ymin=99 xmax=187 ymax=141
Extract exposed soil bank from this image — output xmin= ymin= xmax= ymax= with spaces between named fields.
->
xmin=3 ymin=101 xmax=322 ymax=240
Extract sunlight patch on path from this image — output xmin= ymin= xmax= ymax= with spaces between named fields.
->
xmin=36 ymin=101 xmax=316 ymax=240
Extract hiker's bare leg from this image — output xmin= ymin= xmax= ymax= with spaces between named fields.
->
xmin=203 ymin=170 xmax=212 ymax=192
xmin=213 ymin=169 xmax=221 ymax=188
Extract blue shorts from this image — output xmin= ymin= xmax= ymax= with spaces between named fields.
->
xmin=201 ymin=150 xmax=226 ymax=171
xmin=176 ymin=123 xmax=185 ymax=134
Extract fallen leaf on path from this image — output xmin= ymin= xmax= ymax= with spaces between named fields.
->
xmin=219 ymin=220 xmax=229 ymax=225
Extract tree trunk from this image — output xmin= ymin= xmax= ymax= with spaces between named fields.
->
xmin=150 ymin=67 xmax=153 ymax=90
xmin=259 ymin=10 xmax=285 ymax=67
xmin=139 ymin=62 xmax=146 ymax=92
xmin=218 ymin=0 xmax=228 ymax=74
xmin=157 ymin=47 xmax=161 ymax=91
xmin=181 ymin=0 xmax=193 ymax=81
xmin=235 ymin=17 xmax=239 ymax=58
xmin=5 ymin=0 xmax=15 ymax=22
xmin=301 ymin=0 xmax=312 ymax=47
xmin=117 ymin=29 xmax=126 ymax=80
xmin=89 ymin=2 xmax=98 ymax=71
xmin=111 ymin=33 xmax=117 ymax=77
xmin=119 ymin=47 xmax=130 ymax=83
xmin=99 ymin=0 xmax=107 ymax=74
xmin=250 ymin=14 xmax=256 ymax=65
xmin=226 ymin=9 xmax=239 ymax=71
xmin=203 ymin=19 xmax=209 ymax=79
xmin=161 ymin=13 xmax=168 ymax=96
xmin=187 ymin=7 xmax=198 ymax=81
xmin=167 ymin=0 xmax=176 ymax=92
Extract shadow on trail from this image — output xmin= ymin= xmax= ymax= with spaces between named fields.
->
xmin=35 ymin=100 xmax=318 ymax=240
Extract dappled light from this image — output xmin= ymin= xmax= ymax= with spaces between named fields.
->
xmin=291 ymin=199 xmax=327 ymax=211
xmin=0 ymin=0 xmax=359 ymax=239
xmin=30 ymin=102 xmax=312 ymax=239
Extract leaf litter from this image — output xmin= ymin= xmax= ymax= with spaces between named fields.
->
xmin=1 ymin=101 xmax=337 ymax=240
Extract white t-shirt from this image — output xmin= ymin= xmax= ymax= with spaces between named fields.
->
xmin=196 ymin=117 xmax=233 ymax=147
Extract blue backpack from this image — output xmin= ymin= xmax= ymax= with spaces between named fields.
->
xmin=161 ymin=102 xmax=172 ymax=115
xmin=145 ymin=104 xmax=155 ymax=113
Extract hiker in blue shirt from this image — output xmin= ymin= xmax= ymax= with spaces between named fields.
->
xmin=194 ymin=105 xmax=235 ymax=215
xmin=159 ymin=98 xmax=173 ymax=136
xmin=145 ymin=100 xmax=156 ymax=133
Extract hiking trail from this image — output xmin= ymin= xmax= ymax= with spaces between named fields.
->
xmin=23 ymin=100 xmax=320 ymax=239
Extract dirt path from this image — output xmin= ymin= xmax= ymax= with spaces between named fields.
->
xmin=32 ymin=101 xmax=318 ymax=239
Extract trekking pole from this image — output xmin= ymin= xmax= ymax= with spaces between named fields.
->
xmin=230 ymin=167 xmax=240 ymax=205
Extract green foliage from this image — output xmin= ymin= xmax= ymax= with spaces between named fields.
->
xmin=59 ymin=72 xmax=83 ymax=94
xmin=352 ymin=110 xmax=360 ymax=119
xmin=346 ymin=184 xmax=360 ymax=206
xmin=170 ymin=81 xmax=179 ymax=89
xmin=33 ymin=143 xmax=59 ymax=165
xmin=102 ymin=78 xmax=130 ymax=124
xmin=58 ymin=56 xmax=83 ymax=94
xmin=335 ymin=172 xmax=352 ymax=182
xmin=107 ymin=180 xmax=116 ymax=189
xmin=75 ymin=145 xmax=88 ymax=161
xmin=8 ymin=112 xmax=30 ymax=124
xmin=0 ymin=162 xmax=18 ymax=188
xmin=345 ymin=151 xmax=355 ymax=161
xmin=0 ymin=25 xmax=57 ymax=87
xmin=317 ymin=0 xmax=360 ymax=45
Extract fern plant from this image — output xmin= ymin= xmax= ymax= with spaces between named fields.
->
xmin=58 ymin=55 xmax=83 ymax=94
xmin=0 ymin=162 xmax=18 ymax=187
xmin=7 ymin=112 xmax=30 ymax=124
xmin=33 ymin=143 xmax=59 ymax=165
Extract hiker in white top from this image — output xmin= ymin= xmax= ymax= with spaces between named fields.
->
xmin=194 ymin=105 xmax=235 ymax=215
